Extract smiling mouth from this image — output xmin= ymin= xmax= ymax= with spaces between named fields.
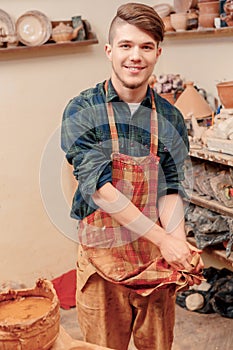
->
xmin=125 ymin=66 xmax=144 ymax=72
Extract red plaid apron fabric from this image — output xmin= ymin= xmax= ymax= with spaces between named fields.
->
xmin=78 ymin=81 xmax=203 ymax=296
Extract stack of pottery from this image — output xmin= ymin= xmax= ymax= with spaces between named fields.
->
xmin=170 ymin=0 xmax=198 ymax=31
xmin=198 ymin=1 xmax=220 ymax=28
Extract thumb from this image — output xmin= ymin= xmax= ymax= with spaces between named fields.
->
xmin=187 ymin=242 xmax=203 ymax=254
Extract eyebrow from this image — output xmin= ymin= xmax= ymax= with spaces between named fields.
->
xmin=117 ymin=39 xmax=156 ymax=46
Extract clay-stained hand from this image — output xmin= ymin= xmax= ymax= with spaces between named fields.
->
xmin=158 ymin=234 xmax=201 ymax=272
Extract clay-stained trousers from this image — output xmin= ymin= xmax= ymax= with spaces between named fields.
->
xmin=76 ymin=272 xmax=176 ymax=350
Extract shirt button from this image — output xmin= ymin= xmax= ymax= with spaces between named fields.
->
xmin=164 ymin=146 xmax=168 ymax=152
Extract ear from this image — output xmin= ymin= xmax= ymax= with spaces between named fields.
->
xmin=156 ymin=46 xmax=162 ymax=59
xmin=105 ymin=43 xmax=112 ymax=61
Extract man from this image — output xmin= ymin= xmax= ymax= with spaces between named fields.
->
xmin=61 ymin=3 xmax=204 ymax=349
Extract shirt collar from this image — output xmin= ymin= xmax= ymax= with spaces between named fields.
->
xmin=105 ymin=79 xmax=153 ymax=107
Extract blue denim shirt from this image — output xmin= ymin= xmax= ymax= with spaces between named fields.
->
xmin=61 ymin=80 xmax=189 ymax=220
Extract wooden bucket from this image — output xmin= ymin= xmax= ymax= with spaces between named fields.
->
xmin=0 ymin=279 xmax=60 ymax=350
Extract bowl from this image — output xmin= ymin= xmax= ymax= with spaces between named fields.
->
xmin=0 ymin=279 xmax=60 ymax=350
xmin=198 ymin=1 xmax=220 ymax=14
xmin=216 ymin=81 xmax=233 ymax=108
xmin=170 ymin=12 xmax=188 ymax=31
xmin=199 ymin=12 xmax=219 ymax=27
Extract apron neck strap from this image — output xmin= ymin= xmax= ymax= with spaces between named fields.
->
xmin=104 ymin=80 xmax=158 ymax=155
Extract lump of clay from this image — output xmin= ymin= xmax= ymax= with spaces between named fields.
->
xmin=185 ymin=293 xmax=205 ymax=311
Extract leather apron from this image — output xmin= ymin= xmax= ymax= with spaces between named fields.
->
xmin=78 ymin=81 xmax=203 ymax=296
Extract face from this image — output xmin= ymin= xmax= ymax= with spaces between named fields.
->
xmin=105 ymin=22 xmax=161 ymax=92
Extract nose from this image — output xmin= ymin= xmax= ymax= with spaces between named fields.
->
xmin=129 ymin=46 xmax=141 ymax=61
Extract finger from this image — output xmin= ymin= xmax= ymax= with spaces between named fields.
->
xmin=182 ymin=260 xmax=194 ymax=272
xmin=193 ymin=258 xmax=205 ymax=273
xmin=186 ymin=275 xmax=194 ymax=286
xmin=169 ymin=262 xmax=184 ymax=271
xmin=187 ymin=242 xmax=203 ymax=254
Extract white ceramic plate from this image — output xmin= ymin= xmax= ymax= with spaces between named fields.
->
xmin=16 ymin=10 xmax=52 ymax=46
xmin=0 ymin=9 xmax=15 ymax=35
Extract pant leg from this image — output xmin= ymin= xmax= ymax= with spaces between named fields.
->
xmin=76 ymin=272 xmax=133 ymax=350
xmin=131 ymin=287 xmax=176 ymax=350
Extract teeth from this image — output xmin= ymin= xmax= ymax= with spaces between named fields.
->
xmin=128 ymin=67 xmax=140 ymax=71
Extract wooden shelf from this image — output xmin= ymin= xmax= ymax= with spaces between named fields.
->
xmin=188 ymin=237 xmax=233 ymax=270
xmin=0 ymin=37 xmax=98 ymax=55
xmin=189 ymin=147 xmax=233 ymax=167
xmin=186 ymin=191 xmax=233 ymax=218
xmin=165 ymin=26 xmax=233 ymax=40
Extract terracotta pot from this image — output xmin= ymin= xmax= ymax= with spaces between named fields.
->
xmin=160 ymin=91 xmax=182 ymax=105
xmin=163 ymin=16 xmax=175 ymax=32
xmin=0 ymin=279 xmax=60 ymax=350
xmin=170 ymin=12 xmax=188 ymax=31
xmin=198 ymin=0 xmax=218 ymax=2
xmin=199 ymin=12 xmax=219 ymax=27
xmin=216 ymin=81 xmax=233 ymax=108
xmin=174 ymin=81 xmax=213 ymax=119
xmin=198 ymin=1 xmax=220 ymax=14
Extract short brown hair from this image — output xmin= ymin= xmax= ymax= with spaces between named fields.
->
xmin=108 ymin=2 xmax=165 ymax=44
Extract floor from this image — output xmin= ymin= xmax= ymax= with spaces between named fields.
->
xmin=59 ymin=303 xmax=233 ymax=350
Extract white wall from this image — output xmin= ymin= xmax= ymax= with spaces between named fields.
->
xmin=0 ymin=0 xmax=232 ymax=286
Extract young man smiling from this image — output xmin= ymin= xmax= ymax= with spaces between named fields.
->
xmin=61 ymin=3 xmax=204 ymax=349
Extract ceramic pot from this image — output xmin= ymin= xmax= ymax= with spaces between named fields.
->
xmin=174 ymin=81 xmax=213 ymax=119
xmin=52 ymin=22 xmax=83 ymax=43
xmin=173 ymin=0 xmax=198 ymax=12
xmin=0 ymin=279 xmax=60 ymax=350
xmin=216 ymin=81 xmax=233 ymax=108
xmin=198 ymin=1 xmax=220 ymax=14
xmin=199 ymin=12 xmax=219 ymax=27
xmin=163 ymin=16 xmax=175 ymax=32
xmin=198 ymin=0 xmax=218 ymax=2
xmin=160 ymin=90 xmax=182 ymax=105
xmin=170 ymin=12 xmax=188 ymax=31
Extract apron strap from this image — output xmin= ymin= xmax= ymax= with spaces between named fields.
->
xmin=150 ymin=93 xmax=158 ymax=155
xmin=104 ymin=80 xmax=158 ymax=155
xmin=105 ymin=80 xmax=120 ymax=153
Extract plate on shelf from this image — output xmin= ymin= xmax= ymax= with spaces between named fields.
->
xmin=16 ymin=10 xmax=52 ymax=46
xmin=0 ymin=9 xmax=15 ymax=35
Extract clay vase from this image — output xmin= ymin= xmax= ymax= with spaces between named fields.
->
xmin=170 ymin=12 xmax=188 ymax=31
xmin=216 ymin=81 xmax=233 ymax=108
xmin=174 ymin=81 xmax=213 ymax=119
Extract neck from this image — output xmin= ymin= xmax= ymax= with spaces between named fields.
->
xmin=111 ymin=77 xmax=148 ymax=103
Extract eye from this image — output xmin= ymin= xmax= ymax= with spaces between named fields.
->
xmin=142 ymin=45 xmax=154 ymax=51
xmin=120 ymin=43 xmax=131 ymax=49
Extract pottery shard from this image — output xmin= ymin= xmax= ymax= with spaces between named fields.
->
xmin=185 ymin=293 xmax=205 ymax=311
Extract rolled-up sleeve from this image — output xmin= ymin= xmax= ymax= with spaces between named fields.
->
xmin=61 ymin=97 xmax=112 ymax=218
